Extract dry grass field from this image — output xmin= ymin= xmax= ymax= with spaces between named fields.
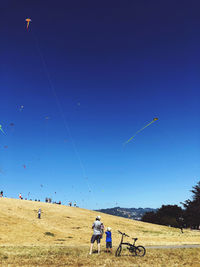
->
xmin=0 ymin=198 xmax=200 ymax=266
xmin=0 ymin=246 xmax=200 ymax=267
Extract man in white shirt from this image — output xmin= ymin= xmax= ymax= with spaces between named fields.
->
xmin=89 ymin=215 xmax=104 ymax=255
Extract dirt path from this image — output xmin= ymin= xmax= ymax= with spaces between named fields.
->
xmin=146 ymin=244 xmax=200 ymax=249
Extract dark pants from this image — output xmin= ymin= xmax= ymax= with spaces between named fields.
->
xmin=38 ymin=213 xmax=41 ymax=219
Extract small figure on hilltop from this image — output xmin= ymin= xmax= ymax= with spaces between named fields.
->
xmin=69 ymin=201 xmax=72 ymax=206
xmin=38 ymin=208 xmax=41 ymax=219
xmin=19 ymin=193 xmax=22 ymax=200
xmin=74 ymin=202 xmax=76 ymax=207
xmin=89 ymin=215 xmax=104 ymax=255
xmin=105 ymin=227 xmax=112 ymax=253
xmin=0 ymin=190 xmax=3 ymax=197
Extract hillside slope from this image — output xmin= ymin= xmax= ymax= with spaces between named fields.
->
xmin=0 ymin=198 xmax=200 ymax=247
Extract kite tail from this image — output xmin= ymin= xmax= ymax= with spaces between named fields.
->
xmin=135 ymin=120 xmax=155 ymax=134
xmin=124 ymin=135 xmax=136 ymax=145
xmin=0 ymin=129 xmax=5 ymax=135
xmin=124 ymin=119 xmax=156 ymax=144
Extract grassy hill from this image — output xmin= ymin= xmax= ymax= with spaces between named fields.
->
xmin=1 ymin=198 xmax=200 ymax=247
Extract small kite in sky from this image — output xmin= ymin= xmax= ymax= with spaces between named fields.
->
xmin=25 ymin=18 xmax=32 ymax=30
xmin=0 ymin=125 xmax=5 ymax=135
xmin=124 ymin=118 xmax=158 ymax=144
xmin=23 ymin=165 xmax=26 ymax=169
xmin=19 ymin=105 xmax=24 ymax=111
xmin=10 ymin=123 xmax=15 ymax=126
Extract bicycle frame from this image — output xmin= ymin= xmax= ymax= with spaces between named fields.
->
xmin=119 ymin=234 xmax=137 ymax=247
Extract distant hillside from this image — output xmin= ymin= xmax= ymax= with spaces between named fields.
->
xmin=95 ymin=207 xmax=157 ymax=220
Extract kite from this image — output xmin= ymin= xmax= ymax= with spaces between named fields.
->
xmin=23 ymin=165 xmax=26 ymax=169
xmin=19 ymin=105 xmax=24 ymax=111
xmin=25 ymin=18 xmax=32 ymax=30
xmin=10 ymin=123 xmax=14 ymax=126
xmin=124 ymin=118 xmax=158 ymax=144
xmin=0 ymin=125 xmax=5 ymax=135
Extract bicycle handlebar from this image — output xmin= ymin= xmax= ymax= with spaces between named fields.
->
xmin=118 ymin=230 xmax=129 ymax=237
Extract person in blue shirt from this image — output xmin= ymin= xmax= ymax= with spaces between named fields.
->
xmin=105 ymin=227 xmax=112 ymax=253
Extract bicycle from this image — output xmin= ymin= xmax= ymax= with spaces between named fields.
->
xmin=115 ymin=230 xmax=146 ymax=257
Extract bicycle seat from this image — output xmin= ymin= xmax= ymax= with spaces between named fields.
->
xmin=132 ymin=238 xmax=138 ymax=241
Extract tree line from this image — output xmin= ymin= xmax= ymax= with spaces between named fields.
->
xmin=141 ymin=181 xmax=200 ymax=229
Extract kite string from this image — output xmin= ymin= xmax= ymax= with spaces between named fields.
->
xmin=31 ymin=31 xmax=92 ymax=194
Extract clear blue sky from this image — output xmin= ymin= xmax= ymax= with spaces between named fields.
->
xmin=1 ymin=1 xmax=200 ymax=209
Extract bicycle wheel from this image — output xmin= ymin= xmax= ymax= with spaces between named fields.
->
xmin=115 ymin=245 xmax=122 ymax=257
xmin=135 ymin=246 xmax=146 ymax=257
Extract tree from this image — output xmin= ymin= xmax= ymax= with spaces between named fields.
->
xmin=182 ymin=181 xmax=200 ymax=228
xmin=141 ymin=211 xmax=158 ymax=224
xmin=141 ymin=205 xmax=184 ymax=228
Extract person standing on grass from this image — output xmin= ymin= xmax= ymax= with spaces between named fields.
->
xmin=38 ymin=208 xmax=41 ymax=219
xmin=89 ymin=215 xmax=104 ymax=255
xmin=105 ymin=227 xmax=112 ymax=253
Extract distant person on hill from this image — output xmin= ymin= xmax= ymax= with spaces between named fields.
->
xmin=105 ymin=227 xmax=112 ymax=253
xmin=69 ymin=201 xmax=72 ymax=206
xmin=89 ymin=215 xmax=104 ymax=255
xmin=0 ymin=191 xmax=3 ymax=197
xmin=38 ymin=208 xmax=41 ymax=219
xmin=19 ymin=193 xmax=22 ymax=199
